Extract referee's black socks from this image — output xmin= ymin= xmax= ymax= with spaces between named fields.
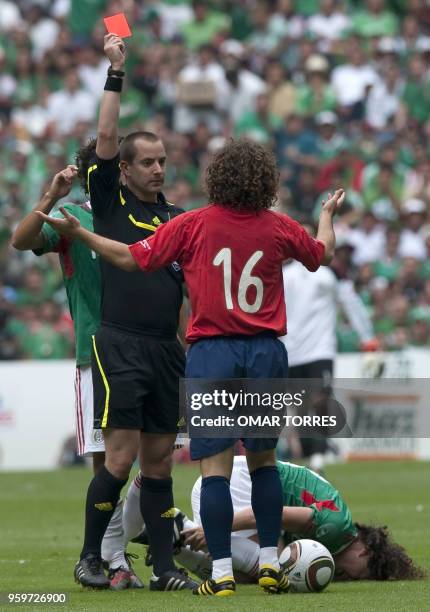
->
xmin=140 ymin=476 xmax=176 ymax=576
xmin=80 ymin=465 xmax=127 ymax=559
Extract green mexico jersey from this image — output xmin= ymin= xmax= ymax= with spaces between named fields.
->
xmin=34 ymin=203 xmax=101 ymax=367
xmin=277 ymin=461 xmax=357 ymax=554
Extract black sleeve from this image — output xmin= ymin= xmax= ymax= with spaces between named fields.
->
xmin=87 ymin=154 xmax=120 ymax=218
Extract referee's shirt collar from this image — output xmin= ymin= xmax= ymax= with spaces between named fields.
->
xmin=122 ymin=185 xmax=168 ymax=207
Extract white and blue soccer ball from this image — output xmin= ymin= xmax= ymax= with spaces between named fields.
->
xmin=279 ymin=539 xmax=335 ymax=592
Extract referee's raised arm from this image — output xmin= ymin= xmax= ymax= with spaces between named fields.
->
xmin=96 ymin=34 xmax=125 ymax=160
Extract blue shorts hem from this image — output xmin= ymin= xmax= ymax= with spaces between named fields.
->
xmin=190 ymin=437 xmax=278 ymax=461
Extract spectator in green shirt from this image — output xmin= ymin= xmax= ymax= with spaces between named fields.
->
xmin=19 ymin=300 xmax=73 ymax=359
xmin=409 ymin=307 xmax=430 ymax=346
xmin=373 ymin=229 xmax=402 ymax=281
xmin=235 ymin=92 xmax=282 ymax=142
xmin=68 ymin=0 xmax=107 ymax=42
xmin=295 ymin=54 xmax=337 ymax=118
xmin=15 ymin=265 xmax=56 ymax=306
xmin=362 ymin=162 xmax=404 ymax=221
xmin=352 ymin=0 xmax=399 ymax=38
xmin=181 ymin=1 xmax=230 ymax=51
xmin=314 ymin=112 xmax=348 ymax=162
xmin=401 ymin=54 xmax=430 ymax=124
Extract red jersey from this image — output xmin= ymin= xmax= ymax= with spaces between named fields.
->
xmin=129 ymin=205 xmax=325 ymax=343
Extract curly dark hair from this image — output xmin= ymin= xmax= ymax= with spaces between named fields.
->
xmin=75 ymin=138 xmax=97 ymax=195
xmin=205 ymin=138 xmax=279 ymax=211
xmin=75 ymin=137 xmax=124 ymax=194
xmin=356 ymin=523 xmax=426 ymax=580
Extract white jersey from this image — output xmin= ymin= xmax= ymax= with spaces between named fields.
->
xmin=191 ymin=456 xmax=257 ymax=539
xmin=280 ymin=260 xmax=373 ymax=366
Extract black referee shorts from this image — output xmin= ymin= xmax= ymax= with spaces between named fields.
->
xmin=91 ymin=325 xmax=185 ymax=433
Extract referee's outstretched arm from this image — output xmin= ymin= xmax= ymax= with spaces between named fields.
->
xmin=37 ymin=206 xmax=137 ymax=271
xmin=37 ymin=203 xmax=187 ymax=274
xmin=96 ymin=34 xmax=125 ymax=160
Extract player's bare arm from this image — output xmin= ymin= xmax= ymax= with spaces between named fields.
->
xmin=96 ymin=33 xmax=125 ymax=160
xmin=36 ymin=207 xmax=138 ymax=272
xmin=182 ymin=505 xmax=315 ymax=551
xmin=231 ymin=506 xmax=314 ymax=533
xmin=317 ymin=189 xmax=345 ymax=265
xmin=11 ymin=165 xmax=78 ymax=251
xmin=182 ymin=526 xmax=206 ymax=551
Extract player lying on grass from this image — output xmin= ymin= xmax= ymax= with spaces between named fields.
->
xmin=123 ymin=456 xmax=424 ymax=583
xmin=37 ymin=138 xmax=341 ymax=597
xmin=183 ymin=456 xmax=424 ymax=582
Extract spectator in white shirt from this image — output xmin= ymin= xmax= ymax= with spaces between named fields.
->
xmin=308 ymin=0 xmax=351 ymax=54
xmin=0 ymin=0 xmax=22 ymax=32
xmin=46 ymin=68 xmax=96 ymax=136
xmin=10 ymin=89 xmax=50 ymax=139
xmin=331 ymin=40 xmax=379 ymax=120
xmin=365 ymin=61 xmax=403 ymax=130
xmin=174 ymin=45 xmax=228 ymax=133
xmin=398 ymin=199 xmax=427 ymax=260
xmin=157 ymin=2 xmax=193 ymax=40
xmin=0 ymin=47 xmax=16 ymax=117
xmin=348 ymin=210 xmax=386 ymax=266
xmin=27 ymin=4 xmax=60 ymax=61
xmin=220 ymin=40 xmax=267 ymax=124
xmin=77 ymin=45 xmax=110 ymax=101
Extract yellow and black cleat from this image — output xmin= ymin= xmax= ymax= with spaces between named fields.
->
xmin=193 ymin=576 xmax=236 ymax=597
xmin=258 ymin=565 xmax=290 ymax=594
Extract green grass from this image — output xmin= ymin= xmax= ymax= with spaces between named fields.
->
xmin=1 ymin=461 xmax=429 ymax=611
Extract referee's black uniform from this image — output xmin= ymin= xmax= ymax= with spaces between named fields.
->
xmin=88 ymin=153 xmax=185 ymax=433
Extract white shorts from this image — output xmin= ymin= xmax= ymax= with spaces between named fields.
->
xmin=191 ymin=456 xmax=257 ymax=540
xmin=75 ymin=365 xmax=105 ymax=456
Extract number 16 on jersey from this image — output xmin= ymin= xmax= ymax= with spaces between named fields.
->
xmin=213 ymin=248 xmax=264 ymax=314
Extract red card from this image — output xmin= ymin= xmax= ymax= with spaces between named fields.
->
xmin=104 ymin=13 xmax=132 ymax=38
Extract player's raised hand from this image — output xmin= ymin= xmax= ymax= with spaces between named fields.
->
xmin=36 ymin=206 xmax=81 ymax=238
xmin=47 ymin=165 xmax=78 ymax=201
xmin=321 ymin=189 xmax=345 ymax=216
xmin=104 ymin=33 xmax=125 ymax=69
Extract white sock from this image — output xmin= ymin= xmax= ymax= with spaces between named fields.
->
xmin=122 ymin=473 xmax=145 ymax=545
xmin=101 ymin=499 xmax=128 ymax=570
xmin=175 ymin=546 xmax=212 ymax=581
xmin=212 ymin=558 xmax=233 ymax=581
xmin=259 ymin=546 xmax=279 ymax=570
xmin=231 ymin=537 xmax=260 ymax=576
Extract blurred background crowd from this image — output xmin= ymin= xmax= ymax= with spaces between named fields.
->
xmin=1 ymin=0 xmax=430 ymax=360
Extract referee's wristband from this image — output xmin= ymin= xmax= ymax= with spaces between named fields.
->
xmin=108 ymin=67 xmax=125 ymax=77
xmin=104 ymin=76 xmax=123 ymax=92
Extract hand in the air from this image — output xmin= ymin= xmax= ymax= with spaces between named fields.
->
xmin=104 ymin=33 xmax=125 ymax=69
xmin=321 ymin=189 xmax=345 ymax=216
xmin=36 ymin=206 xmax=81 ymax=239
xmin=47 ymin=165 xmax=78 ymax=201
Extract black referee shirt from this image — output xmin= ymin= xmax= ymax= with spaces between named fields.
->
xmin=88 ymin=154 xmax=184 ymax=337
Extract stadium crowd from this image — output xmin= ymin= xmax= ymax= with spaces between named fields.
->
xmin=1 ymin=0 xmax=430 ymax=360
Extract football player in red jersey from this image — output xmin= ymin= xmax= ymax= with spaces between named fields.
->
xmin=38 ymin=138 xmax=344 ymax=597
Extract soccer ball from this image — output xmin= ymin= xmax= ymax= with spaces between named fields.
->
xmin=279 ymin=539 xmax=335 ymax=592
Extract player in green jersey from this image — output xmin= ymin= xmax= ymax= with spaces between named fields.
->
xmin=124 ymin=455 xmax=422 ymax=582
xmin=11 ymin=153 xmax=143 ymax=590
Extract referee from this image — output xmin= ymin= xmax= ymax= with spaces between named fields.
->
xmin=74 ymin=34 xmax=197 ymax=591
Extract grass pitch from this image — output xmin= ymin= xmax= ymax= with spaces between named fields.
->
xmin=1 ymin=461 xmax=429 ymax=612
